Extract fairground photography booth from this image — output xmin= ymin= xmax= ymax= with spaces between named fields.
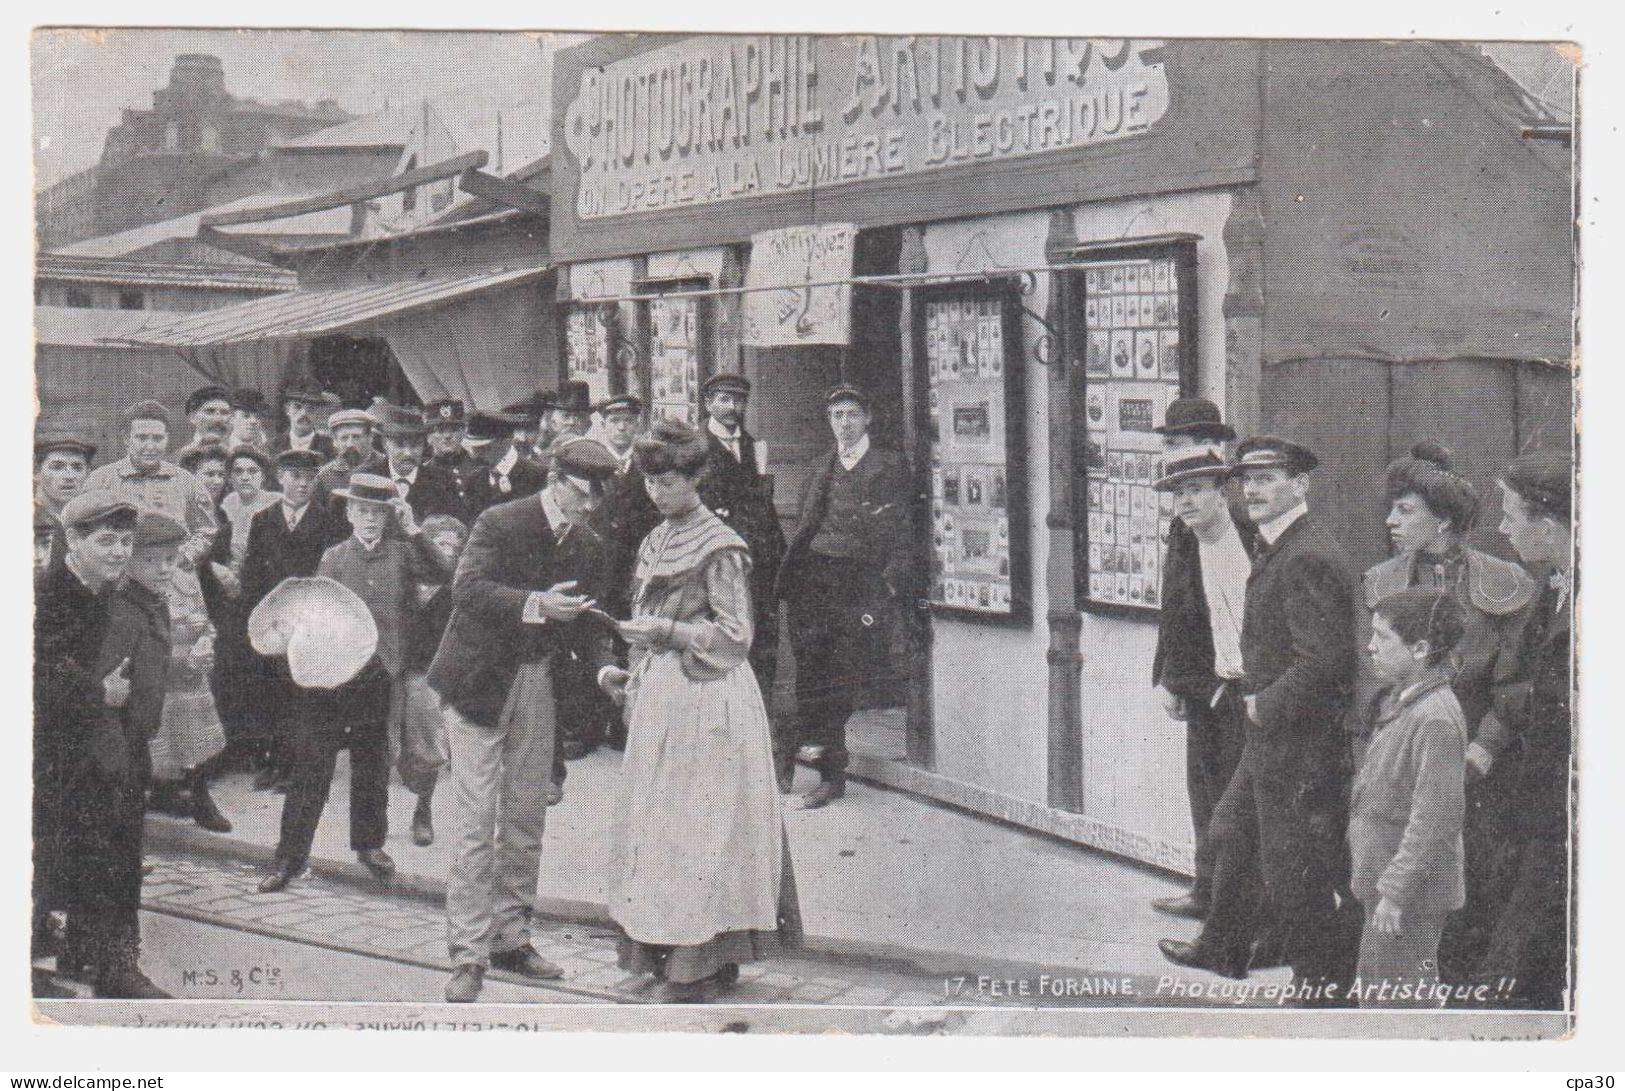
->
xmin=546 ymin=35 xmax=1573 ymax=874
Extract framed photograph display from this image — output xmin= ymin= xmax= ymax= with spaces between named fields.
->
xmin=1071 ymin=236 xmax=1198 ymax=617
xmin=913 ymin=279 xmax=1030 ymax=627
xmin=635 ymin=276 xmax=711 ymax=428
xmin=563 ymin=303 xmax=616 ymax=404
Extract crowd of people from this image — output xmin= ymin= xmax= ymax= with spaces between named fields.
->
xmin=32 ymin=375 xmax=905 ymax=1002
xmin=1145 ymin=398 xmax=1573 ymax=1011
xmin=31 ymin=376 xmax=1573 ymax=1010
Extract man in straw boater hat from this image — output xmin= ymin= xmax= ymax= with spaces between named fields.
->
xmin=1160 ymin=436 xmax=1361 ymax=999
xmin=1146 ymin=398 xmax=1260 ymax=927
xmin=253 ymin=474 xmax=455 ymax=894
xmin=428 ymin=436 xmax=620 ymax=1003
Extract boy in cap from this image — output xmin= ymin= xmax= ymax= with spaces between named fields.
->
xmin=697 ymin=372 xmax=786 ymax=737
xmin=776 ymin=385 xmax=909 ymax=804
xmin=1161 ymin=436 xmax=1359 ymax=996
xmin=62 ymin=509 xmax=188 ymax=998
xmin=1148 ymin=402 xmax=1259 ymax=924
xmin=32 ymin=496 xmax=136 ymax=989
xmin=257 ymin=473 xmax=454 ymax=893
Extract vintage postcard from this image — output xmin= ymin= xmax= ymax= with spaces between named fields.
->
xmin=25 ymin=24 xmax=1578 ymax=1050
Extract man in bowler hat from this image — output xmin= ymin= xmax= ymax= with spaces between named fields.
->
xmin=777 ymin=385 xmax=910 ymax=807
xmin=1161 ymin=437 xmax=1359 ymax=995
xmin=375 ymin=403 xmax=464 ymax=522
xmin=697 ymin=372 xmax=787 ymax=758
xmin=1148 ymin=399 xmax=1259 ymax=922
xmin=429 ymin=436 xmax=619 ymax=1003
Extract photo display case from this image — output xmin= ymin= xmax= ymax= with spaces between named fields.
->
xmin=638 ymin=277 xmax=711 ymax=427
xmin=1072 ymin=237 xmax=1198 ymax=616
xmin=563 ymin=303 xmax=616 ymax=404
xmin=914 ymin=279 xmax=1030 ymax=626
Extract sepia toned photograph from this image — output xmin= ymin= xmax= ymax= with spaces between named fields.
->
xmin=21 ymin=18 xmax=1585 ymax=1059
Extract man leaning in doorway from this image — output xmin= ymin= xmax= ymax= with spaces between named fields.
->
xmin=1160 ymin=437 xmax=1360 ymax=998
xmin=777 ymin=385 xmax=908 ymax=809
xmin=1148 ymin=398 xmax=1258 ymax=923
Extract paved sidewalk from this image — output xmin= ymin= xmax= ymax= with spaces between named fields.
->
xmin=136 ymin=848 xmax=950 ymax=1007
xmin=157 ymin=737 xmax=1205 ymax=978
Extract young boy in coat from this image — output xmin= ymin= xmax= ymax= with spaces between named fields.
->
xmin=257 ymin=474 xmax=454 ymax=893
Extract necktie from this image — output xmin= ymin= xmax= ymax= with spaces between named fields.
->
xmin=396 ymin=477 xmax=411 ymax=498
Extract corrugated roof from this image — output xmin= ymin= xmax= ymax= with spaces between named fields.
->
xmin=37 ymin=254 xmax=297 ymax=292
xmin=112 ymin=264 xmax=550 ymax=348
xmin=35 ymin=305 xmax=191 ymax=349
xmin=50 ymin=190 xmax=352 ymax=259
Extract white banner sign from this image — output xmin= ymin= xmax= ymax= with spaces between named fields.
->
xmin=743 ymin=223 xmax=856 ymax=347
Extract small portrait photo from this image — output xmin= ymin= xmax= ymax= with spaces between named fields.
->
xmin=1135 ymin=453 xmax=1153 ymax=483
xmin=1136 ymin=331 xmax=1159 ymax=378
xmin=1085 ymin=438 xmax=1105 ymax=472
xmin=991 ymin=469 xmax=1007 ymax=509
xmin=1130 ymin=576 xmax=1144 ymax=604
xmin=978 ymin=584 xmax=991 ymax=608
xmin=1085 ymin=296 xmax=1099 ymax=325
xmin=1153 ymin=294 xmax=1174 ymax=325
xmin=1087 ymin=480 xmax=1103 ymax=510
xmin=1111 ymin=265 xmax=1125 ymax=292
xmin=1115 ymin=572 xmax=1130 ymax=602
xmin=1086 ymin=331 xmax=1110 ymax=377
xmin=943 ymin=469 xmax=960 ymax=504
xmin=1111 ymin=330 xmax=1134 ymax=377
xmin=964 ymin=468 xmax=984 ymax=506
xmin=1117 ymin=546 xmax=1131 ymax=574
xmin=1087 ymin=512 xmax=1102 ymax=541
xmin=997 ymin=516 xmax=1008 ymax=541
xmin=1143 ymin=581 xmax=1160 ymax=607
xmin=1101 ymin=513 xmax=1115 ymax=544
xmin=1088 ymin=572 xmax=1104 ymax=599
xmin=1154 ymin=259 xmax=1172 ymax=292
xmin=1089 ymin=542 xmax=1103 ymax=572
xmin=998 ymin=556 xmax=1010 ymax=578
xmin=943 ymin=513 xmax=956 ymax=535
xmin=1159 ymin=330 xmax=1181 ymax=379
xmin=1107 ymin=451 xmax=1124 ymax=481
xmin=1111 ymin=295 xmax=1128 ymax=328
xmin=1124 ymin=294 xmax=1140 ymax=327
xmin=1116 ymin=482 xmax=1133 ymax=515
xmin=952 ymin=403 xmax=992 ymax=443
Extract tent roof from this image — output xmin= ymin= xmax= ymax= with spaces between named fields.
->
xmin=111 ymin=264 xmax=551 ymax=349
xmin=35 ymin=306 xmax=190 ymax=349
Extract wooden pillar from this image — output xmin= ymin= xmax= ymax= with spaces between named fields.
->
xmin=1042 ymin=207 xmax=1085 ymax=813
xmin=715 ymin=245 xmax=745 ymax=376
xmin=1222 ymin=186 xmax=1266 ymax=436
xmin=898 ymin=224 xmax=934 ymax=768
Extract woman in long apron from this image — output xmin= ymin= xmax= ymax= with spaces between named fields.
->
xmin=600 ymin=420 xmax=800 ymax=1002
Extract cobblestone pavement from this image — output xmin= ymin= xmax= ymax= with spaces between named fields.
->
xmin=138 ymin=848 xmax=953 ymax=1007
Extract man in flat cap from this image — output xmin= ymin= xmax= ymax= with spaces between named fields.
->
xmin=375 ymin=404 xmax=464 ymax=523
xmin=32 ymin=495 xmax=138 ymax=992
xmin=1477 ymin=451 xmax=1574 ymax=1009
xmin=59 ymin=508 xmax=188 ymax=997
xmin=1148 ymin=400 xmax=1259 ymax=925
xmin=83 ymin=400 xmax=219 ymax=574
xmin=429 ymin=436 xmax=619 ymax=1003
xmin=776 ymin=385 xmax=910 ymax=805
xmin=34 ymin=428 xmax=96 ymax=574
xmin=1161 ymin=436 xmax=1359 ymax=998
xmin=184 ymin=385 xmax=235 ymax=449
xmin=314 ymin=407 xmax=387 ymax=512
xmin=277 ymin=383 xmax=339 ymax=461
xmin=239 ymin=448 xmax=351 ymax=791
xmin=697 ymin=372 xmax=787 ymax=743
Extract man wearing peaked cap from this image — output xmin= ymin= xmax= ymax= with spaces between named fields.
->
xmin=776 ymin=383 xmax=908 ymax=805
xmin=429 ymin=429 xmax=618 ymax=1002
xmin=1161 ymin=433 xmax=1360 ymax=994
xmin=35 ymin=429 xmax=97 ymax=574
xmin=424 ymin=399 xmax=485 ymax=524
xmin=1148 ymin=412 xmax=1260 ymax=929
xmin=314 ymin=407 xmax=387 ymax=512
xmin=592 ymin=392 xmax=657 ymax=607
xmin=696 ymin=370 xmax=784 ymax=751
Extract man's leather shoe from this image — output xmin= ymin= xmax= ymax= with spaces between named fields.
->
xmin=490 ymin=947 xmax=564 ymax=980
xmin=1151 ymin=892 xmax=1209 ymax=920
xmin=545 ymin=782 xmax=564 ymax=807
xmin=411 ymin=802 xmax=434 ymax=847
xmin=1159 ymin=938 xmax=1248 ymax=980
xmin=257 ymin=861 xmax=306 ymax=894
xmin=445 ymin=964 xmax=484 ymax=1003
xmin=357 ymin=849 xmax=396 ymax=884
xmin=800 ymin=777 xmax=845 ymax=810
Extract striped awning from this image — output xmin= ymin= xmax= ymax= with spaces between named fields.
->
xmin=113 ymin=264 xmax=551 ymax=349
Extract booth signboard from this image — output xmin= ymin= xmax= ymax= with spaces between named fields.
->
xmin=914 ymin=280 xmax=1030 ymax=625
xmin=1071 ymin=236 xmax=1197 ymax=615
xmin=564 ymin=305 xmax=615 ymax=404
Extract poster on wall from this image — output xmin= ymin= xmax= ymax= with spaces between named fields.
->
xmin=1074 ymin=239 xmax=1196 ymax=615
xmin=742 ymin=223 xmax=856 ymax=347
xmin=645 ymin=294 xmax=703 ymax=426
xmin=917 ymin=283 xmax=1029 ymax=626
xmin=564 ymin=305 xmax=614 ymax=405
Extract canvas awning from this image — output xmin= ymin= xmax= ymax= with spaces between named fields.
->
xmin=114 ymin=264 xmax=550 ymax=349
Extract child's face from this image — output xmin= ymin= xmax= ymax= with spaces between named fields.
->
xmin=431 ymin=531 xmax=465 ymax=566
xmin=1368 ymin=613 xmax=1425 ymax=683
xmin=348 ymin=499 xmax=391 ymax=545
xmin=127 ymin=545 xmax=178 ymax=592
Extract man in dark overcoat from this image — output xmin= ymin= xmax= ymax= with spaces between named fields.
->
xmin=31 ymin=495 xmax=145 ymax=995
xmin=429 ymin=438 xmax=619 ymax=1003
xmin=375 ymin=403 xmax=465 ymax=521
xmin=424 ymin=398 xmax=485 ymax=523
xmin=697 ymin=373 xmax=787 ymax=732
xmin=1147 ymin=402 xmax=1259 ymax=922
xmin=776 ymin=385 xmax=910 ymax=807
xmin=275 ymin=383 xmax=338 ymax=461
xmin=1161 ymin=437 xmax=1359 ymax=993
xmin=239 ymin=449 xmax=350 ymax=789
